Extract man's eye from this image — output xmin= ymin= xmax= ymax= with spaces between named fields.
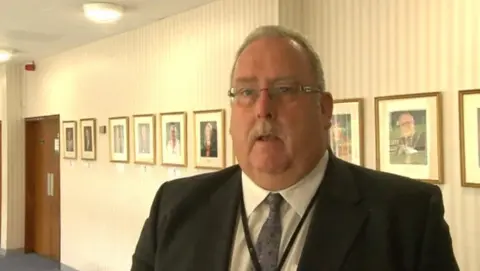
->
xmin=275 ymin=86 xmax=294 ymax=93
xmin=239 ymin=88 xmax=255 ymax=96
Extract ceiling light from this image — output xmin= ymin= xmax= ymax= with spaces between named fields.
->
xmin=83 ymin=3 xmax=124 ymax=23
xmin=0 ymin=50 xmax=13 ymax=62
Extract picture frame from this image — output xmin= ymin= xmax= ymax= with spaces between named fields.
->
xmin=232 ymin=151 xmax=238 ymax=165
xmin=62 ymin=120 xmax=77 ymax=159
xmin=133 ymin=114 xmax=156 ymax=165
xmin=331 ymin=98 xmax=364 ymax=166
xmin=79 ymin=118 xmax=97 ymax=160
xmin=374 ymin=92 xmax=443 ymax=184
xmin=193 ymin=109 xmax=226 ymax=169
xmin=108 ymin=116 xmax=130 ymax=163
xmin=159 ymin=111 xmax=187 ymax=167
xmin=458 ymin=89 xmax=480 ymax=188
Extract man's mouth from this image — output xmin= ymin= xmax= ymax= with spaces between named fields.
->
xmin=256 ymin=135 xmax=278 ymax=141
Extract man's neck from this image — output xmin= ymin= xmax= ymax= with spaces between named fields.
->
xmin=249 ymin=172 xmax=300 ymax=191
xmin=243 ymin=151 xmax=327 ymax=191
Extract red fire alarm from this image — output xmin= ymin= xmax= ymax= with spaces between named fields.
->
xmin=25 ymin=62 xmax=36 ymax=71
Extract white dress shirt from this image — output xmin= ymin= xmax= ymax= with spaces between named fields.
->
xmin=229 ymin=151 xmax=329 ymax=271
xmin=165 ymin=139 xmax=181 ymax=155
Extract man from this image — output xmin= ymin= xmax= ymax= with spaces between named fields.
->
xmin=395 ymin=112 xmax=427 ymax=153
xmin=66 ymin=128 xmax=74 ymax=152
xmin=393 ymin=112 xmax=427 ymax=165
xmin=330 ymin=118 xmax=352 ymax=162
xmin=138 ymin=124 xmax=150 ymax=153
xmin=131 ymin=25 xmax=458 ymax=271
xmin=114 ymin=125 xmax=124 ymax=153
xmin=165 ymin=123 xmax=181 ymax=155
xmin=200 ymin=122 xmax=218 ymax=157
xmin=84 ymin=127 xmax=92 ymax=152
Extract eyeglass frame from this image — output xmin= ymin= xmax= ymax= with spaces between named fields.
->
xmin=227 ymin=85 xmax=323 ymax=104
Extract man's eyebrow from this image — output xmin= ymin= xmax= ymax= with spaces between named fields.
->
xmin=234 ymin=76 xmax=297 ymax=84
xmin=271 ymin=76 xmax=297 ymax=83
xmin=234 ymin=77 xmax=257 ymax=83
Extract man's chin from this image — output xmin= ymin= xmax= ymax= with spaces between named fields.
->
xmin=250 ymin=158 xmax=289 ymax=174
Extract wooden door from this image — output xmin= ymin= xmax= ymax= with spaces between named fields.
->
xmin=25 ymin=116 xmax=61 ymax=262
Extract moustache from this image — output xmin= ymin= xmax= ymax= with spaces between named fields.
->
xmin=248 ymin=121 xmax=281 ymax=142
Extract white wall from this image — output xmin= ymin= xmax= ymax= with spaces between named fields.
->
xmin=0 ymin=64 xmax=5 ymax=244
xmin=0 ymin=63 xmax=24 ymax=250
xmin=0 ymin=0 xmax=478 ymax=270
xmin=302 ymin=0 xmax=480 ymax=270
xmin=22 ymin=0 xmax=279 ymax=270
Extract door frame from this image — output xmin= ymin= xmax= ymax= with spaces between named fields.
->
xmin=24 ymin=114 xmax=61 ymax=259
xmin=0 ymin=121 xmax=2 ymax=236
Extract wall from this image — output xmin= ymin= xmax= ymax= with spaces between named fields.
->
xmin=0 ymin=64 xmax=4 ymax=244
xmin=0 ymin=63 xmax=25 ymax=250
xmin=301 ymin=0 xmax=480 ymax=270
xmin=1 ymin=0 xmax=477 ymax=270
xmin=22 ymin=0 xmax=279 ymax=270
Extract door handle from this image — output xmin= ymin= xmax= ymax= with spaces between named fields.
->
xmin=50 ymin=173 xmax=54 ymax=197
xmin=46 ymin=173 xmax=51 ymax=196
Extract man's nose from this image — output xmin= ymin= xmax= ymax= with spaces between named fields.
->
xmin=255 ymin=88 xmax=274 ymax=119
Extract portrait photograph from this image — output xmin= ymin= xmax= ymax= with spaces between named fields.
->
xmin=388 ymin=110 xmax=427 ymax=165
xmin=193 ymin=109 xmax=225 ymax=169
xmin=80 ymin=118 xmax=96 ymax=160
xmin=331 ymin=98 xmax=364 ymax=166
xmin=375 ymin=92 xmax=443 ymax=183
xmin=62 ymin=120 xmax=77 ymax=159
xmin=108 ymin=116 xmax=129 ymax=163
xmin=159 ymin=112 xmax=187 ymax=166
xmin=458 ymin=89 xmax=480 ymax=188
xmin=133 ymin=114 xmax=156 ymax=164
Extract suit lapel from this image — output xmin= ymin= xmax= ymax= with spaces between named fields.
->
xmin=191 ymin=169 xmax=241 ymax=271
xmin=298 ymin=154 xmax=369 ymax=271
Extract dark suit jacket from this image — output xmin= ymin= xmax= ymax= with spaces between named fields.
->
xmin=201 ymin=145 xmax=218 ymax=157
xmin=131 ymin=154 xmax=459 ymax=271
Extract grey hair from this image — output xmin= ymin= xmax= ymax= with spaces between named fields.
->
xmin=230 ymin=25 xmax=326 ymax=92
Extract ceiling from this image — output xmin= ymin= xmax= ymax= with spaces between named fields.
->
xmin=0 ymin=0 xmax=218 ymax=63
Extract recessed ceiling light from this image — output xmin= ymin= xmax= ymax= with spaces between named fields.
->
xmin=83 ymin=2 xmax=124 ymax=24
xmin=0 ymin=50 xmax=13 ymax=62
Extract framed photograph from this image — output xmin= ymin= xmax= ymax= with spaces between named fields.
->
xmin=193 ymin=109 xmax=226 ymax=169
xmin=159 ymin=112 xmax=187 ymax=166
xmin=79 ymin=118 xmax=96 ymax=160
xmin=108 ymin=116 xmax=129 ymax=163
xmin=459 ymin=89 xmax=480 ymax=188
xmin=374 ymin=92 xmax=443 ymax=184
xmin=133 ymin=114 xmax=156 ymax=164
xmin=331 ymin=98 xmax=364 ymax=166
xmin=62 ymin=121 xmax=77 ymax=159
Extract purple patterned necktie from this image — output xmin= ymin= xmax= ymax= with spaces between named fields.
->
xmin=255 ymin=193 xmax=283 ymax=271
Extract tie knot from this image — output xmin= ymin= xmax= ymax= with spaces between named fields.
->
xmin=265 ymin=193 xmax=283 ymax=211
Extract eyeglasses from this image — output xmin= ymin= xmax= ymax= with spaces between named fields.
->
xmin=227 ymin=84 xmax=322 ymax=106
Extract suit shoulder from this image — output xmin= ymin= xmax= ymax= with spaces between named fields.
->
xmin=346 ymin=162 xmax=440 ymax=199
xmin=162 ymin=165 xmax=239 ymax=191
xmin=153 ymin=165 xmax=240 ymax=213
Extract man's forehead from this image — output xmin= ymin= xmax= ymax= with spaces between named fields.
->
xmin=237 ymin=37 xmax=303 ymax=61
xmin=232 ymin=37 xmax=311 ymax=83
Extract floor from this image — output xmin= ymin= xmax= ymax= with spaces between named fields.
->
xmin=0 ymin=253 xmax=61 ymax=271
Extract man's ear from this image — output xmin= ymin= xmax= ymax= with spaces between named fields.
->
xmin=320 ymin=92 xmax=334 ymax=129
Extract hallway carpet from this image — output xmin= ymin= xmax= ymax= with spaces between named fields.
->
xmin=0 ymin=253 xmax=61 ymax=271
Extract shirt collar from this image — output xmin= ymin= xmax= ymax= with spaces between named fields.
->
xmin=241 ymin=151 xmax=329 ymax=217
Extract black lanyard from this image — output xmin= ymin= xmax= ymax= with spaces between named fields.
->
xmin=239 ymin=189 xmax=319 ymax=271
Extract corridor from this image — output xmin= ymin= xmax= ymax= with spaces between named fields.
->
xmin=0 ymin=253 xmax=61 ymax=271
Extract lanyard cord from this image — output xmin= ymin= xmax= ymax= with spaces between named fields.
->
xmin=239 ymin=189 xmax=319 ymax=271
